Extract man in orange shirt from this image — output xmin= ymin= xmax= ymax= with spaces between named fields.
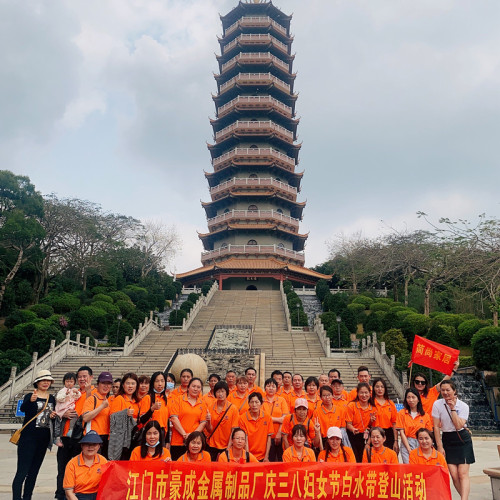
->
xmin=245 ymin=367 xmax=265 ymax=396
xmin=55 ymin=365 xmax=95 ymax=500
xmin=225 ymin=370 xmax=237 ymax=393
xmin=287 ymin=374 xmax=306 ymax=409
xmin=347 ymin=366 xmax=372 ymax=402
xmin=278 ymin=371 xmax=293 ymax=401
xmin=82 ymin=371 xmax=113 ymax=459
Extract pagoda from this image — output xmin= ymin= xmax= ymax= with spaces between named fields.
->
xmin=178 ymin=0 xmax=331 ymax=290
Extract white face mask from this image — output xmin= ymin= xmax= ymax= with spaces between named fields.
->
xmin=147 ymin=440 xmax=160 ymax=448
xmin=166 ymin=382 xmax=175 ymax=390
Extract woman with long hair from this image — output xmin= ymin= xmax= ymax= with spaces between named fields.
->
xmin=396 ymin=388 xmax=432 ymax=464
xmin=317 ymin=427 xmax=355 ymax=463
xmin=411 ymin=360 xmax=458 ymax=416
xmin=238 ymin=392 xmax=273 ymax=462
xmin=345 ymin=382 xmax=377 ymax=462
xmin=110 ymin=373 xmax=140 ymax=417
xmin=409 ymin=428 xmax=448 ymax=470
xmin=137 ymin=372 xmax=170 ymax=434
xmin=362 ymin=427 xmax=398 ymax=464
xmin=433 ymin=381 xmax=473 ymax=500
xmin=282 ymin=425 xmax=316 ymax=462
xmin=170 ymin=378 xmax=207 ymax=461
xmin=217 ymin=428 xmax=259 ymax=463
xmin=371 ymin=378 xmax=398 ymax=452
xmin=130 ymin=420 xmax=171 ymax=461
xmin=177 ymin=431 xmax=211 ymax=462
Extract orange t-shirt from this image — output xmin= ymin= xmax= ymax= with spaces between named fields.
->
xmin=282 ymin=446 xmax=316 ymax=463
xmin=396 ymin=409 xmax=433 ymax=439
xmin=177 ymin=450 xmax=211 ymax=462
xmin=409 ymin=447 xmax=448 ymax=470
xmin=313 ymin=404 xmax=345 ymax=438
xmin=305 ymin=394 xmax=321 ymax=417
xmin=203 ymin=392 xmax=216 ymax=406
xmin=346 ymin=402 xmax=376 ymax=432
xmin=169 ymin=387 xmax=188 ymax=402
xmin=218 ymin=448 xmax=259 ymax=463
xmin=63 ymin=453 xmax=107 ymax=494
xmin=140 ymin=394 xmax=170 ymax=430
xmin=206 ymin=401 xmax=239 ymax=450
xmin=373 ymin=399 xmax=397 ymax=429
xmin=362 ymin=446 xmax=399 ymax=464
xmin=227 ymin=391 xmax=250 ymax=415
xmin=262 ymin=396 xmax=289 ymax=437
xmin=419 ymin=386 xmax=439 ymax=416
xmin=287 ymin=390 xmax=306 ymax=411
xmin=281 ymin=414 xmax=315 ymax=447
xmin=331 ymin=397 xmax=349 ymax=411
xmin=170 ymin=395 xmax=207 ymax=446
xmin=82 ymin=393 xmax=110 ymax=436
xmin=238 ymin=410 xmax=273 ymax=461
xmin=130 ymin=446 xmax=171 ymax=461
xmin=247 ymin=385 xmax=265 ymax=398
xmin=110 ymin=394 xmax=141 ymax=419
xmin=318 ymin=447 xmax=356 ymax=463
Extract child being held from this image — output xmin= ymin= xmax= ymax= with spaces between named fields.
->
xmin=53 ymin=372 xmax=81 ymax=447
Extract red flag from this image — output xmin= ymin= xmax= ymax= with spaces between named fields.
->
xmin=411 ymin=335 xmax=459 ymax=375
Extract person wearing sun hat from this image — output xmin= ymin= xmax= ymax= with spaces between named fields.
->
xmin=12 ymin=370 xmax=56 ymax=500
xmin=63 ymin=430 xmax=108 ymax=500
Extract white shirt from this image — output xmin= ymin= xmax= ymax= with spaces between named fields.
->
xmin=432 ymin=398 xmax=469 ymax=432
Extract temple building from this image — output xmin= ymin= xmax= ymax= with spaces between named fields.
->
xmin=178 ymin=0 xmax=331 ymax=290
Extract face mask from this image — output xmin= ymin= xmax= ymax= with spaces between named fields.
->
xmin=147 ymin=440 xmax=160 ymax=448
xmin=166 ymin=382 xmax=175 ymax=390
xmin=153 ymin=388 xmax=163 ymax=393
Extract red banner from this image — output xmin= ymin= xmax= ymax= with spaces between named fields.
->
xmin=410 ymin=335 xmax=459 ymax=375
xmin=98 ymin=461 xmax=451 ymax=500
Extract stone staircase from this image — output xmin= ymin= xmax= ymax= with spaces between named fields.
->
xmin=297 ymin=293 xmax=323 ymax=327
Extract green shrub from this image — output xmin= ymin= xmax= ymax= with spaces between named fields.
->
xmin=426 ymin=324 xmax=459 ymax=349
xmin=109 ymin=291 xmax=132 ymax=303
xmin=0 ymin=329 xmax=29 ymax=352
xmin=187 ymin=293 xmax=200 ymax=304
xmin=42 ymin=293 xmax=80 ymax=313
xmin=457 ymin=319 xmax=487 ymax=346
xmin=115 ymin=300 xmax=135 ymax=317
xmin=327 ymin=323 xmax=351 ymax=348
xmin=365 ymin=311 xmax=386 ymax=333
xmin=401 ymin=313 xmax=432 ymax=342
xmin=458 ymin=356 xmax=474 ymax=368
xmin=127 ymin=310 xmax=148 ymax=330
xmin=109 ymin=319 xmax=134 ymax=346
xmin=433 ymin=313 xmax=463 ymax=330
xmin=370 ymin=302 xmax=391 ymax=312
xmin=381 ymin=328 xmax=408 ymax=357
xmin=166 ymin=284 xmax=179 ymax=300
xmin=4 ymin=310 xmax=38 ymax=329
xmin=322 ymin=292 xmax=348 ymax=314
xmin=169 ymin=309 xmax=187 ymax=326
xmin=30 ymin=324 xmax=65 ymax=356
xmin=180 ymin=301 xmax=194 ymax=313
xmin=0 ymin=349 xmax=32 ymax=371
xmin=69 ymin=306 xmax=108 ymax=338
xmin=291 ymin=310 xmax=308 ymax=327
xmin=91 ymin=301 xmax=120 ymax=315
xmin=29 ymin=304 xmax=54 ymax=319
xmin=351 ymin=296 xmax=374 ymax=308
xmin=347 ymin=303 xmax=365 ymax=316
xmin=283 ymin=280 xmax=293 ymax=294
xmin=173 ymin=281 xmax=182 ymax=295
xmin=92 ymin=293 xmax=114 ymax=304
xmin=395 ymin=350 xmax=412 ymax=372
xmin=70 ymin=329 xmax=96 ymax=345
xmin=471 ymin=327 xmax=500 ymax=370
xmin=389 ymin=305 xmax=407 ymax=313
xmin=15 ymin=280 xmax=34 ymax=307
xmin=0 ymin=359 xmax=15 ymax=385
xmin=380 ymin=310 xmax=401 ymax=332
xmin=315 ymin=279 xmax=330 ymax=302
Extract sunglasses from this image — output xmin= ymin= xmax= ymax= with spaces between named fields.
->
xmin=414 ymin=380 xmax=426 ymax=385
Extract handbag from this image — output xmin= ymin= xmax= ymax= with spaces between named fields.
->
xmin=10 ymin=397 xmax=49 ymax=445
xmin=70 ymin=395 xmax=97 ymax=444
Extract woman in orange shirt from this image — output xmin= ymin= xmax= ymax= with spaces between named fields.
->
xmin=218 ymin=428 xmax=259 ymax=463
xmin=345 ymin=382 xmax=377 ymax=462
xmin=130 ymin=421 xmax=171 ymax=461
xmin=170 ymin=377 xmax=208 ymax=460
xmin=372 ymin=378 xmax=398 ymax=453
xmin=137 ymin=375 xmax=150 ymax=402
xmin=262 ymin=377 xmax=289 ymax=462
xmin=282 ymin=399 xmax=316 ymax=449
xmin=304 ymin=376 xmax=321 ymax=417
xmin=137 ymin=372 xmax=170 ymax=437
xmin=396 ymin=388 xmax=432 ymax=464
xmin=228 ymin=376 xmax=250 ymax=414
xmin=409 ymin=428 xmax=448 ymax=470
xmin=177 ymin=431 xmax=211 ymax=462
xmin=282 ymin=424 xmax=316 ymax=463
xmin=317 ymin=426 xmax=356 ymax=463
xmin=362 ymin=427 xmax=399 ymax=464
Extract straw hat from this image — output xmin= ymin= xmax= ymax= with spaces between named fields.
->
xmin=33 ymin=369 xmax=55 ymax=384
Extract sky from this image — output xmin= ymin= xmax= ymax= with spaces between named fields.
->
xmin=2 ymin=0 xmax=499 ymax=275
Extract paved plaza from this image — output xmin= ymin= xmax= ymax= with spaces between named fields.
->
xmin=0 ymin=432 xmax=497 ymax=500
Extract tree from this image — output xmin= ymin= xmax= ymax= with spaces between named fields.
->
xmin=132 ymin=220 xmax=180 ymax=279
xmin=0 ymin=171 xmax=45 ymax=310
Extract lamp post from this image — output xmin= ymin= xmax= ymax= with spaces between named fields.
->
xmin=174 ymin=304 xmax=178 ymax=325
xmin=116 ymin=314 xmax=122 ymax=344
xmin=336 ymin=316 xmax=341 ymax=349
xmin=296 ymin=303 xmax=300 ymax=327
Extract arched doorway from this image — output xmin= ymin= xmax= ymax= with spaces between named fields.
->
xmin=246 ymin=285 xmax=258 ymax=291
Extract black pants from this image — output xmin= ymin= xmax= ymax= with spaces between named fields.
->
xmin=346 ymin=430 xmax=366 ymax=463
xmin=76 ymin=494 xmax=97 ymax=500
xmin=207 ymin=446 xmax=225 ymax=462
xmin=383 ymin=427 xmax=395 ymax=450
xmin=170 ymin=445 xmax=186 ymax=461
xmin=269 ymin=439 xmax=283 ymax=462
xmin=55 ymin=436 xmax=80 ymax=499
xmin=12 ymin=430 xmax=50 ymax=500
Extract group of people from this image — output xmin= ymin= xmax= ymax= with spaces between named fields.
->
xmin=13 ymin=361 xmax=474 ymax=500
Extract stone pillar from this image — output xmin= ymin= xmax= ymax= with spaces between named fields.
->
xmin=391 ymin=355 xmax=395 ymax=368
xmin=31 ymin=352 xmax=38 ymax=383
xmin=8 ymin=366 xmax=17 ymax=399
xmin=362 ymin=339 xmax=366 ymax=350
xmin=49 ymin=339 xmax=56 ymax=367
xmin=381 ymin=342 xmax=386 ymax=355
xmin=76 ymin=333 xmax=81 ymax=344
xmin=85 ymin=337 xmax=90 ymax=354
xmin=372 ymin=332 xmax=377 ymax=344
xmin=402 ymin=371 xmax=408 ymax=388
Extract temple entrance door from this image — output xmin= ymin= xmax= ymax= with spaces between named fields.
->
xmin=246 ymin=285 xmax=257 ymax=291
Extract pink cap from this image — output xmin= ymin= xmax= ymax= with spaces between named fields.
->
xmin=294 ymin=398 xmax=308 ymax=409
xmin=327 ymin=427 xmax=342 ymax=439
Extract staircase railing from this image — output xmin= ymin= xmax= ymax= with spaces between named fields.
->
xmin=279 ymin=281 xmax=292 ymax=332
xmin=360 ymin=333 xmax=406 ymax=400
xmin=182 ymin=281 xmax=219 ymax=331
xmin=313 ymin=314 xmax=331 ymax=357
